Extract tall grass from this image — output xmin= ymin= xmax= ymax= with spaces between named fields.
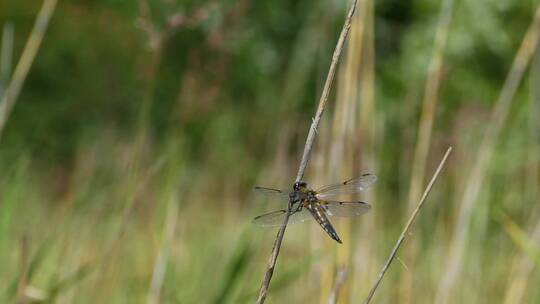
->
xmin=435 ymin=5 xmax=540 ymax=303
xmin=0 ymin=0 xmax=57 ymax=141
xmin=1 ymin=0 xmax=540 ymax=303
xmin=501 ymin=32 xmax=540 ymax=304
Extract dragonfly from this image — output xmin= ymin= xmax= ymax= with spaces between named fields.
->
xmin=252 ymin=173 xmax=376 ymax=244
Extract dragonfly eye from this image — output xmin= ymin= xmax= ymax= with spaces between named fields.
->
xmin=293 ymin=181 xmax=307 ymax=191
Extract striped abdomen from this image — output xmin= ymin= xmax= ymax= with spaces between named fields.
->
xmin=306 ymin=203 xmax=342 ymax=244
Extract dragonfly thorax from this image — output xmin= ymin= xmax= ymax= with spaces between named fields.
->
xmin=289 ymin=191 xmax=301 ymax=203
xmin=290 ymin=181 xmax=318 ymax=209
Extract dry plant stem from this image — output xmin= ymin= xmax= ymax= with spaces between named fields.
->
xmin=328 ymin=0 xmax=367 ymax=296
xmin=435 ymin=6 xmax=540 ymax=303
xmin=355 ymin=0 xmax=375 ymax=298
xmin=363 ymin=147 xmax=453 ymax=304
xmin=327 ymin=267 xmax=348 ymax=304
xmin=295 ymin=0 xmax=358 ymax=183
xmin=407 ymin=0 xmax=454 ymax=210
xmin=0 ymin=0 xmax=57 ymax=141
xmin=0 ymin=23 xmax=14 ymax=96
xmin=255 ymin=1 xmax=358 ymax=303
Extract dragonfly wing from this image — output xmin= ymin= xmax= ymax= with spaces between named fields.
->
xmin=321 ymin=201 xmax=371 ymax=217
xmin=253 ymin=186 xmax=289 ymax=199
xmin=315 ymin=174 xmax=377 ymax=200
xmin=252 ymin=209 xmax=313 ymax=227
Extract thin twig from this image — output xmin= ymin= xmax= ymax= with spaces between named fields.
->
xmin=255 ymin=1 xmax=358 ymax=303
xmin=0 ymin=0 xmax=57 ymax=142
xmin=363 ymin=146 xmax=452 ymax=304
xmin=327 ymin=266 xmax=348 ymax=304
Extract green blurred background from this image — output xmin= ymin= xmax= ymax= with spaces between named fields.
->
xmin=0 ymin=0 xmax=539 ymax=303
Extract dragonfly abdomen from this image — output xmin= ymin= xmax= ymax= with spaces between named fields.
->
xmin=307 ymin=203 xmax=342 ymax=244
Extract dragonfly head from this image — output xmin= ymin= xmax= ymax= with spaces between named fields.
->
xmin=293 ymin=181 xmax=307 ymax=191
xmin=289 ymin=181 xmax=307 ymax=207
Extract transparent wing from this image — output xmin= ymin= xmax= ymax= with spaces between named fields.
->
xmin=253 ymin=186 xmax=289 ymax=199
xmin=321 ymin=201 xmax=372 ymax=217
xmin=252 ymin=209 xmax=313 ymax=227
xmin=315 ymin=174 xmax=377 ymax=200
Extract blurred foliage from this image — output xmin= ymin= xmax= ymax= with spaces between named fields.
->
xmin=0 ymin=0 xmax=531 ymax=166
xmin=0 ymin=0 xmax=539 ymax=303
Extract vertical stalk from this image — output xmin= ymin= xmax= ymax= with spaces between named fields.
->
xmin=256 ymin=1 xmax=359 ymax=303
xmin=0 ymin=0 xmax=57 ymax=142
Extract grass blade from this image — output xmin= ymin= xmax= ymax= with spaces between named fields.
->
xmin=363 ymin=147 xmax=452 ymax=304
xmin=211 ymin=239 xmax=252 ymax=304
xmin=0 ymin=0 xmax=57 ymax=141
